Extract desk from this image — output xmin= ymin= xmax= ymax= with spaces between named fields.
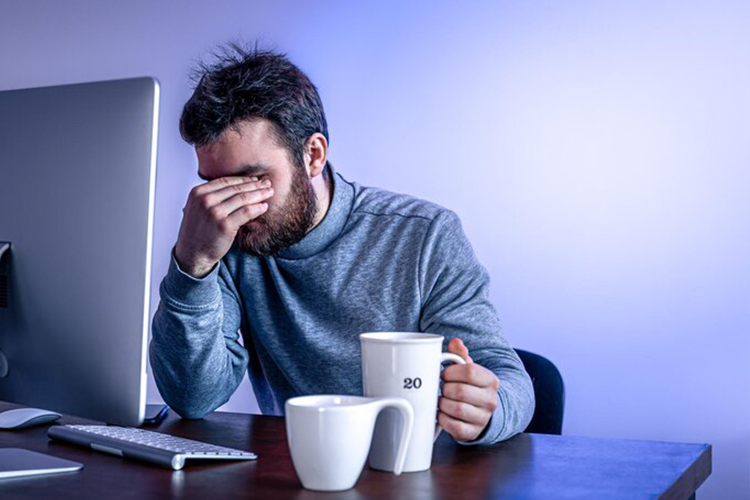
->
xmin=0 ymin=401 xmax=711 ymax=499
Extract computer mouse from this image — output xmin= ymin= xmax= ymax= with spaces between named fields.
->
xmin=0 ymin=407 xmax=62 ymax=429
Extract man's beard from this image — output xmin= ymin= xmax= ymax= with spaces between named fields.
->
xmin=237 ymin=164 xmax=319 ymax=257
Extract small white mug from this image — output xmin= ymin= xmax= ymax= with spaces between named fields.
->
xmin=360 ymin=332 xmax=466 ymax=473
xmin=285 ymin=395 xmax=414 ymax=491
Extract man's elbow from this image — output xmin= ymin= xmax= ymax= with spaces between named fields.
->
xmin=519 ymin=370 xmax=536 ymax=432
xmin=496 ymin=371 xmax=536 ymax=442
xmin=160 ymin=391 xmax=220 ymax=420
xmin=150 ymin=366 xmax=219 ymax=420
xmin=171 ymin=402 xmax=214 ymax=420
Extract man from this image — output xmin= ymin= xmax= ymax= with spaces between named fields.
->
xmin=150 ymin=43 xmax=534 ymax=445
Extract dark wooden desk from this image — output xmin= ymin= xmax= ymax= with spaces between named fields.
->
xmin=0 ymin=401 xmax=711 ymax=499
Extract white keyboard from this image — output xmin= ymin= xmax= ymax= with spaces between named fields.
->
xmin=48 ymin=424 xmax=257 ymax=470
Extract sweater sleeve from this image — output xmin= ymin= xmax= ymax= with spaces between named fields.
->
xmin=418 ymin=210 xmax=535 ymax=445
xmin=148 ymin=248 xmax=249 ymax=419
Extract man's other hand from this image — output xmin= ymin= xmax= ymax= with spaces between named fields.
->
xmin=438 ymin=338 xmax=500 ymax=442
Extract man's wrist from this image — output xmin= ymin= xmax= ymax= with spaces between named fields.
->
xmin=182 ymin=261 xmax=217 ymax=279
xmin=163 ymin=249 xmax=221 ymax=306
xmin=475 ymin=416 xmax=493 ymax=441
xmin=173 ymin=248 xmax=217 ymax=279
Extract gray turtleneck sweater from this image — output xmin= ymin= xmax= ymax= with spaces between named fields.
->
xmin=149 ymin=163 xmax=534 ymax=445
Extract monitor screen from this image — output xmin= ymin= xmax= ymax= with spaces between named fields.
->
xmin=0 ymin=77 xmax=159 ymax=426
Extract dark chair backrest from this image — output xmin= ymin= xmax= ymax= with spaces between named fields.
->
xmin=514 ymin=349 xmax=565 ymax=435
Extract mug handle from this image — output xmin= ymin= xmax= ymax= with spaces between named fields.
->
xmin=371 ymin=397 xmax=415 ymax=476
xmin=434 ymin=353 xmax=467 ymax=442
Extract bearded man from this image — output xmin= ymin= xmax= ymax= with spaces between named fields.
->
xmin=150 ymin=44 xmax=534 ymax=445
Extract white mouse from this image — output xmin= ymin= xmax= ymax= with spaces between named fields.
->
xmin=0 ymin=407 xmax=62 ymax=429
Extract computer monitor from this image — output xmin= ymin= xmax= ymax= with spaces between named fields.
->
xmin=0 ymin=77 xmax=159 ymax=426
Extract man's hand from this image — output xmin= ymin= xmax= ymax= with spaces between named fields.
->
xmin=438 ymin=338 xmax=500 ymax=442
xmin=174 ymin=176 xmax=274 ymax=278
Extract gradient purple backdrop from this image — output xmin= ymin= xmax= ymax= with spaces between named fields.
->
xmin=1 ymin=1 xmax=748 ymax=498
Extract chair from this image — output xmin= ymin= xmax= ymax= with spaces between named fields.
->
xmin=514 ymin=349 xmax=565 ymax=435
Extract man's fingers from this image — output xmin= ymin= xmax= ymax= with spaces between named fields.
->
xmin=200 ymin=178 xmax=268 ymax=208
xmin=448 ymin=338 xmax=473 ymax=363
xmin=193 ymin=175 xmax=258 ymax=196
xmin=438 ymin=396 xmax=487 ymax=426
xmin=223 ymin=201 xmax=269 ymax=230
xmin=441 ymin=362 xmax=499 ymax=389
xmin=437 ymin=410 xmax=480 ymax=442
xmin=441 ymin=382 xmax=498 ymax=409
xmin=214 ymin=185 xmax=274 ymax=218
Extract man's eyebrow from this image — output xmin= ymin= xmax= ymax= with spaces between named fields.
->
xmin=197 ymin=164 xmax=268 ymax=182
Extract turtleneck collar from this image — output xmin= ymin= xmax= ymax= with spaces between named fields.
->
xmin=275 ymin=162 xmax=354 ymax=260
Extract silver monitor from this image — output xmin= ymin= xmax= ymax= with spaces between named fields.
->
xmin=0 ymin=77 xmax=159 ymax=426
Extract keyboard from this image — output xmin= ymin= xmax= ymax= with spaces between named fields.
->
xmin=48 ymin=424 xmax=257 ymax=470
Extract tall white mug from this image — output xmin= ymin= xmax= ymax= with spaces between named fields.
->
xmin=360 ymin=332 xmax=466 ymax=473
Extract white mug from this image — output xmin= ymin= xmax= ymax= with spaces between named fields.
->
xmin=360 ymin=332 xmax=466 ymax=473
xmin=285 ymin=395 xmax=414 ymax=491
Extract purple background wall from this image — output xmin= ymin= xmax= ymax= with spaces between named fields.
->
xmin=1 ymin=1 xmax=748 ymax=497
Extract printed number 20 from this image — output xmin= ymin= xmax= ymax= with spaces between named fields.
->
xmin=403 ymin=377 xmax=422 ymax=389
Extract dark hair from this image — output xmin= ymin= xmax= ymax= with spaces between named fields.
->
xmin=179 ymin=42 xmax=329 ymax=173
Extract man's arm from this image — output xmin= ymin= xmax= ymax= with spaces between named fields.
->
xmin=149 ymin=249 xmax=249 ymax=419
xmin=418 ymin=209 xmax=535 ymax=445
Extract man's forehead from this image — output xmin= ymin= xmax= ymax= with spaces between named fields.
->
xmin=197 ymin=120 xmax=278 ymax=156
xmin=195 ymin=119 xmax=289 ymax=180
xmin=197 ymin=162 xmax=271 ymax=181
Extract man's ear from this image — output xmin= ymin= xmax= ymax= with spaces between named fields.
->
xmin=304 ymin=133 xmax=328 ymax=178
